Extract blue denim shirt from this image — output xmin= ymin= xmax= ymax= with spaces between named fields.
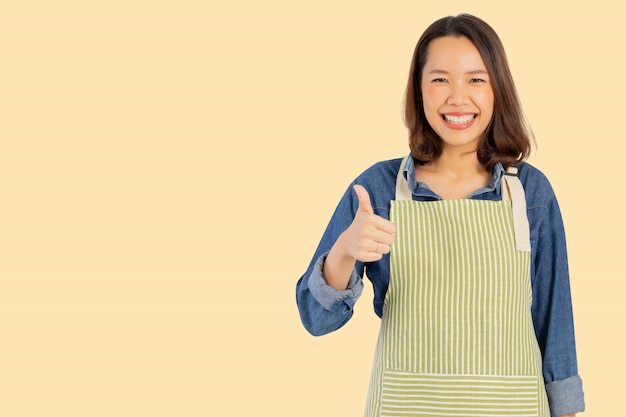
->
xmin=296 ymin=156 xmax=585 ymax=417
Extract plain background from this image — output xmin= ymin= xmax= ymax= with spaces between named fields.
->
xmin=1 ymin=0 xmax=624 ymax=415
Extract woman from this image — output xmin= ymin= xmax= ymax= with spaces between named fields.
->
xmin=296 ymin=14 xmax=584 ymax=417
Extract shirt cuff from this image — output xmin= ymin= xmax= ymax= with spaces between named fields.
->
xmin=307 ymin=252 xmax=364 ymax=314
xmin=546 ymin=375 xmax=585 ymax=417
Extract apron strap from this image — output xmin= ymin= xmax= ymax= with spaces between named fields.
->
xmin=395 ymin=155 xmax=531 ymax=252
xmin=502 ymin=167 xmax=531 ymax=252
xmin=395 ymin=155 xmax=413 ymax=201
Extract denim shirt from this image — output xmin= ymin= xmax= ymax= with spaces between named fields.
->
xmin=295 ymin=156 xmax=585 ymax=417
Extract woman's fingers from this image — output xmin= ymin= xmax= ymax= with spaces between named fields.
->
xmin=348 ymin=185 xmax=397 ymax=262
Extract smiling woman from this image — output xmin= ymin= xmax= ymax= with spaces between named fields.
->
xmin=405 ymin=16 xmax=532 ymax=173
xmin=416 ymin=36 xmax=496 ymax=199
xmin=421 ymin=37 xmax=494 ymax=150
xmin=296 ymin=13 xmax=584 ymax=417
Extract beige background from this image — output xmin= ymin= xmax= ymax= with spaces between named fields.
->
xmin=1 ymin=0 xmax=624 ymax=415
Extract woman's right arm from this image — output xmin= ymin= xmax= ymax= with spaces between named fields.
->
xmin=295 ymin=184 xmax=395 ymax=336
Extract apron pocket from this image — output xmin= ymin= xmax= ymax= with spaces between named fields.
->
xmin=380 ymin=369 xmax=540 ymax=417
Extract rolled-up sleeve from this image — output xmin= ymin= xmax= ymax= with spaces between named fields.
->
xmin=307 ymin=252 xmax=364 ymax=313
xmin=545 ymin=375 xmax=585 ymax=417
xmin=296 ymin=254 xmax=366 ymax=336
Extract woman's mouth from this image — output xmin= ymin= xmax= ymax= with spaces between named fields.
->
xmin=442 ymin=114 xmax=477 ymax=125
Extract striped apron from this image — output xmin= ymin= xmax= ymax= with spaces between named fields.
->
xmin=364 ymin=156 xmax=550 ymax=417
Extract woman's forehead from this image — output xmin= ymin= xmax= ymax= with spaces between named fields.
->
xmin=423 ymin=36 xmax=488 ymax=72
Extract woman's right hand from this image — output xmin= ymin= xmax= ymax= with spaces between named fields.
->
xmin=342 ymin=185 xmax=397 ymax=263
xmin=322 ymin=185 xmax=396 ymax=290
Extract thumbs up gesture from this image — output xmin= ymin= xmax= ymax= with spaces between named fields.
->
xmin=322 ymin=185 xmax=397 ymax=290
xmin=344 ymin=185 xmax=397 ymax=263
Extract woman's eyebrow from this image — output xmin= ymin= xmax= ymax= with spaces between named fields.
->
xmin=427 ymin=69 xmax=488 ymax=74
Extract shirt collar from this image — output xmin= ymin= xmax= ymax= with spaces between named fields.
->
xmin=402 ymin=154 xmax=505 ymax=200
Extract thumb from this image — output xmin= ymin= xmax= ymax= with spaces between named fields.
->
xmin=353 ymin=185 xmax=374 ymax=214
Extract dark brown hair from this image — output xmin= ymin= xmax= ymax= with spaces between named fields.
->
xmin=404 ymin=14 xmax=533 ymax=170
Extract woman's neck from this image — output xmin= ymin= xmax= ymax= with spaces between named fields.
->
xmin=415 ymin=149 xmax=490 ymax=199
xmin=426 ymin=147 xmax=486 ymax=175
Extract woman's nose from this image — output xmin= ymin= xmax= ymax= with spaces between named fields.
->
xmin=446 ymin=85 xmax=469 ymax=105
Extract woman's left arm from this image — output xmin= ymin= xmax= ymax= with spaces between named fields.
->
xmin=524 ymin=165 xmax=585 ymax=416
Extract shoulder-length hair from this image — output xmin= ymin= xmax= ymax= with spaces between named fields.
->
xmin=404 ymin=14 xmax=533 ymax=170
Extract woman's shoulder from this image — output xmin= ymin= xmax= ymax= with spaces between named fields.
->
xmin=358 ymin=156 xmax=405 ymax=177
xmin=353 ymin=156 xmax=405 ymax=185
xmin=516 ymin=162 xmax=559 ymax=206
xmin=351 ymin=156 xmax=405 ymax=210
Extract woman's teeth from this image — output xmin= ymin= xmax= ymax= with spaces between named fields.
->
xmin=443 ymin=114 xmax=476 ymax=124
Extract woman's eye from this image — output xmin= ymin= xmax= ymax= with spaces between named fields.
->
xmin=432 ymin=78 xmax=447 ymax=83
xmin=470 ymin=78 xmax=486 ymax=83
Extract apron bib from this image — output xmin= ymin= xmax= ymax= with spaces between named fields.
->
xmin=364 ymin=156 xmax=549 ymax=417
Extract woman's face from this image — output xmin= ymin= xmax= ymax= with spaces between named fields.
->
xmin=420 ymin=36 xmax=494 ymax=153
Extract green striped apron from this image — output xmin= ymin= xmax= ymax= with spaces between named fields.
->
xmin=364 ymin=156 xmax=550 ymax=417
